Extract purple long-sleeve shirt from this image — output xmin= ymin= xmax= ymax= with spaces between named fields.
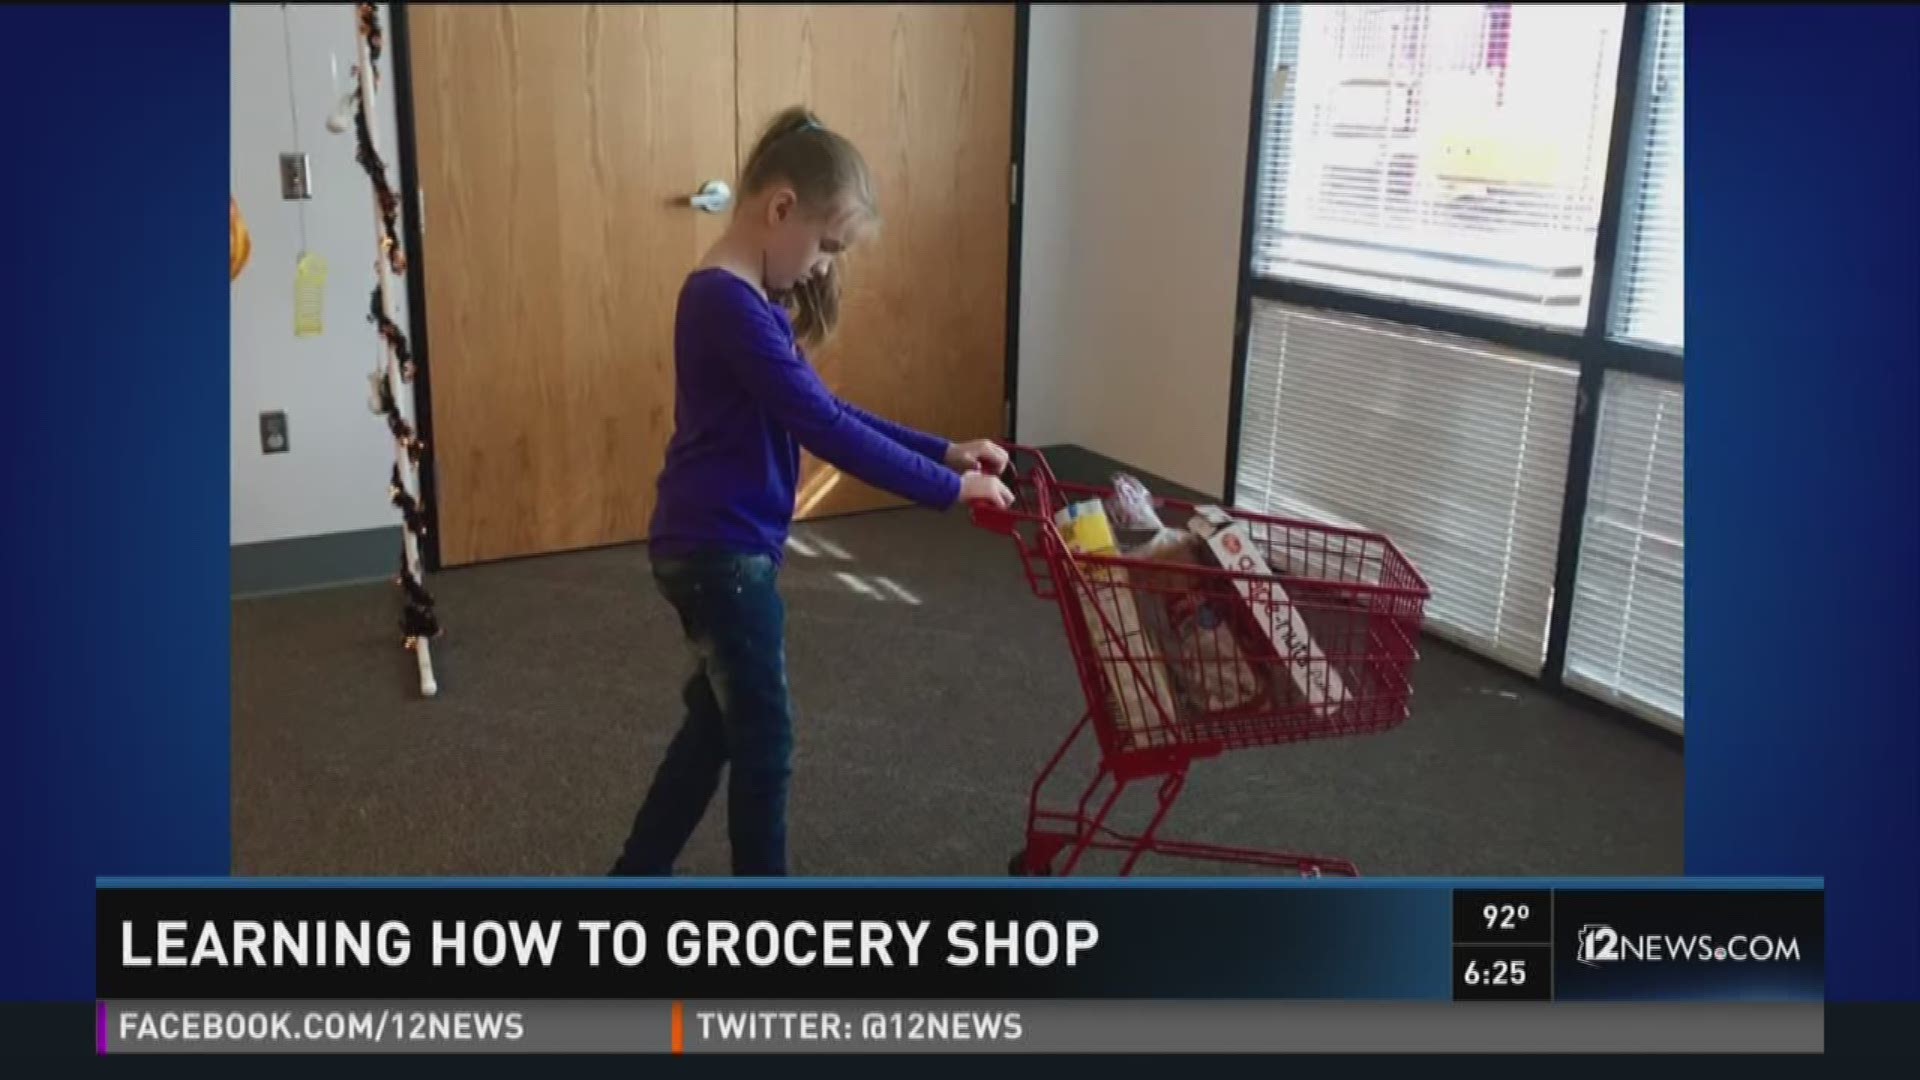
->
xmin=647 ymin=268 xmax=962 ymax=562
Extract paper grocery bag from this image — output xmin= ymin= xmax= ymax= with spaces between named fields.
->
xmin=1126 ymin=530 xmax=1269 ymax=718
xmin=1055 ymin=501 xmax=1181 ymax=749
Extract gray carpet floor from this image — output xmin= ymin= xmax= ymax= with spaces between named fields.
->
xmin=233 ymin=478 xmax=1683 ymax=879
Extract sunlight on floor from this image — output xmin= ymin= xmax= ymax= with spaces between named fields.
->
xmin=789 ymin=528 xmax=856 ymax=563
xmin=829 ymin=570 xmax=925 ymax=607
xmin=834 ymin=572 xmax=882 ymax=600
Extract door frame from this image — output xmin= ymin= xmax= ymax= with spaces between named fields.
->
xmin=389 ymin=1 xmax=1033 ymax=573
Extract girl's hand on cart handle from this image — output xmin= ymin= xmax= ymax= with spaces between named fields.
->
xmin=959 ymin=470 xmax=1015 ymax=511
xmin=945 ymin=438 xmax=1011 ymax=476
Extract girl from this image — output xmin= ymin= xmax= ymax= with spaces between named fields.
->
xmin=609 ymin=107 xmax=1015 ymax=877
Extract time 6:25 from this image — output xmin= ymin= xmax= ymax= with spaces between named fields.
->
xmin=1461 ymin=958 xmax=1528 ymax=986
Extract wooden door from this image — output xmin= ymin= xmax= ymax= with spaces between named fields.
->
xmin=736 ymin=5 xmax=1016 ymax=520
xmin=408 ymin=5 xmax=737 ymax=565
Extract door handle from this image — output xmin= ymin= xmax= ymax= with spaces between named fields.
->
xmin=687 ymin=180 xmax=733 ymax=214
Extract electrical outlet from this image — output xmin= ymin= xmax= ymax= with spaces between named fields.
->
xmin=260 ymin=411 xmax=290 ymax=454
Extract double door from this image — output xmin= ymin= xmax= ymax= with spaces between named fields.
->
xmin=406 ymin=4 xmax=1016 ymax=565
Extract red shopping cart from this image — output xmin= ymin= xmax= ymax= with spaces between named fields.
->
xmin=971 ymin=446 xmax=1430 ymax=877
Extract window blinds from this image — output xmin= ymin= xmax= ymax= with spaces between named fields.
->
xmin=1564 ymin=372 xmax=1684 ymax=729
xmin=1253 ymin=4 xmax=1625 ymax=329
xmin=1235 ymin=300 xmax=1577 ymax=673
xmin=1608 ymin=3 xmax=1684 ymax=351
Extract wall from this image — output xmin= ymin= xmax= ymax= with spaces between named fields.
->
xmin=231 ymin=3 xmax=409 ymax=546
xmin=1017 ymin=4 xmax=1256 ymax=497
xmin=1012 ymin=6 xmax=1086 ymax=453
xmin=237 ymin=4 xmax=1254 ymax=543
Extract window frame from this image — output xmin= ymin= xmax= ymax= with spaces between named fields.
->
xmin=1226 ymin=3 xmax=1683 ymax=716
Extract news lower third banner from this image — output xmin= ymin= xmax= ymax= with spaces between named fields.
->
xmin=95 ymin=880 xmax=1825 ymax=1054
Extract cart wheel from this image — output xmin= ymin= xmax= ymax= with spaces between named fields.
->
xmin=1008 ymin=849 xmax=1051 ymax=877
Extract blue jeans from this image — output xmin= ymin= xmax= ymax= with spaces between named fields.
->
xmin=613 ymin=550 xmax=793 ymax=876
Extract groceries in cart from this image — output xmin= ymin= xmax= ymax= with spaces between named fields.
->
xmin=1126 ymin=528 xmax=1270 ymax=716
xmin=1188 ymin=506 xmax=1349 ymax=718
xmin=1056 ymin=473 xmax=1347 ymax=735
xmin=1101 ymin=472 xmax=1169 ymax=534
xmin=975 ymin=446 xmax=1430 ymax=876
xmin=1053 ymin=497 xmax=1182 ymax=749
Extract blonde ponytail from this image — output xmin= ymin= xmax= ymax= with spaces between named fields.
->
xmin=740 ymin=106 xmax=876 ymax=349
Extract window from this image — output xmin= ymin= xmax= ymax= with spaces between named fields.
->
xmin=1564 ymin=372 xmax=1684 ymax=728
xmin=1253 ymin=4 xmax=1626 ymax=329
xmin=1236 ymin=302 xmax=1577 ymax=673
xmin=1234 ymin=5 xmax=1686 ymax=727
xmin=1609 ymin=3 xmax=1683 ymax=350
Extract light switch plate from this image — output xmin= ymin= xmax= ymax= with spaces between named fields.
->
xmin=280 ymin=152 xmax=313 ymax=200
xmin=260 ymin=411 xmax=290 ymax=454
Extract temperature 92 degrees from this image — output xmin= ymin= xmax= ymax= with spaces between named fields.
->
xmin=1452 ymin=890 xmax=1551 ymax=944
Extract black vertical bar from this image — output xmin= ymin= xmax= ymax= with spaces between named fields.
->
xmin=1544 ymin=362 xmax=1602 ymax=687
xmin=1548 ymin=888 xmax=1558 ymax=1002
xmin=388 ymin=1 xmax=441 ymax=573
xmin=1004 ymin=4 xmax=1030 ymax=442
xmin=1223 ymin=3 xmax=1275 ymax=507
xmin=1543 ymin=3 xmax=1650 ymax=685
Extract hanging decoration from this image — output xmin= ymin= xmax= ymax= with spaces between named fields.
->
xmin=340 ymin=1 xmax=440 ymax=697
xmin=367 ymin=284 xmax=418 ymax=384
xmin=281 ymin=3 xmax=328 ymax=337
xmin=353 ymin=3 xmax=407 ymax=276
xmin=293 ymin=253 xmax=329 ymax=337
xmin=230 ymin=196 xmax=253 ymax=281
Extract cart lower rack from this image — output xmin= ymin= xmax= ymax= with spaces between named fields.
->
xmin=971 ymin=446 xmax=1430 ymax=876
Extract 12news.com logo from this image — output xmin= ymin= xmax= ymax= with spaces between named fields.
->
xmin=1576 ymin=925 xmax=1805 ymax=968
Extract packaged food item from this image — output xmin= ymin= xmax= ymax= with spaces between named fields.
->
xmin=1054 ymin=498 xmax=1121 ymax=557
xmin=1161 ymin=591 xmax=1270 ymax=714
xmin=1188 ymin=506 xmax=1348 ymax=718
xmin=1103 ymin=472 xmax=1167 ymax=533
xmin=1053 ymin=499 xmax=1180 ymax=749
xmin=1124 ymin=530 xmax=1268 ymax=717
xmin=1122 ymin=526 xmax=1201 ymax=574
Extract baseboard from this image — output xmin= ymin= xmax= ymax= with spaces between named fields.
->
xmin=231 ymin=526 xmax=404 ymax=599
xmin=225 ymin=450 xmax=1182 ymax=599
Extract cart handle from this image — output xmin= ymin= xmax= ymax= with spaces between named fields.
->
xmin=966 ymin=443 xmax=1055 ymax=536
